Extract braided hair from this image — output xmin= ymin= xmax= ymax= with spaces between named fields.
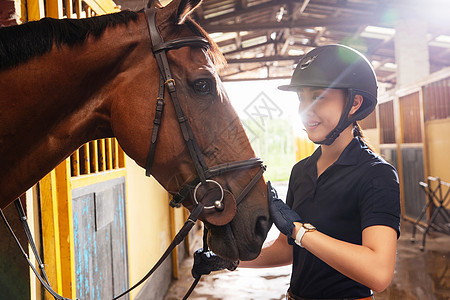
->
xmin=352 ymin=121 xmax=374 ymax=152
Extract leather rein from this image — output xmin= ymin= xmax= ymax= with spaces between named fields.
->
xmin=0 ymin=6 xmax=266 ymax=300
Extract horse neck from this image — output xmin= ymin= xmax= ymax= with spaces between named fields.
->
xmin=0 ymin=14 xmax=151 ymax=207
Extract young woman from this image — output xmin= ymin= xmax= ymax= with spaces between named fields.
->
xmin=240 ymin=44 xmax=401 ymax=300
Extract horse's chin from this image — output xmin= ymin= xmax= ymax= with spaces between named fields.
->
xmin=206 ymin=224 xmax=240 ymax=261
xmin=206 ymin=218 xmax=269 ymax=261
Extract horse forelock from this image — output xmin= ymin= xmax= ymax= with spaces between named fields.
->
xmin=0 ymin=11 xmax=139 ymax=71
xmin=183 ymin=17 xmax=226 ymax=70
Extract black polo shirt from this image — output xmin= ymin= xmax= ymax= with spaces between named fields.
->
xmin=286 ymin=137 xmax=400 ymax=299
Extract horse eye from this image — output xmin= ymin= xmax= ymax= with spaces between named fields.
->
xmin=193 ymin=79 xmax=212 ymax=95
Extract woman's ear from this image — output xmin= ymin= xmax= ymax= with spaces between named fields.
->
xmin=348 ymin=94 xmax=363 ymax=117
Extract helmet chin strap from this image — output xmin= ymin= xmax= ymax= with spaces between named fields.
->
xmin=315 ymin=89 xmax=357 ymax=146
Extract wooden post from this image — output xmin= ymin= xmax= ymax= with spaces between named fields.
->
xmin=39 ymin=171 xmax=64 ymax=299
xmin=54 ymin=161 xmax=76 ymax=299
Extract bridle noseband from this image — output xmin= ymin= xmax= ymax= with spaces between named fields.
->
xmin=1 ymin=5 xmax=266 ymax=300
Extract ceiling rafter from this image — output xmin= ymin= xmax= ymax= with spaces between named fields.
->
xmin=203 ymin=16 xmax=379 ymax=33
xmin=115 ymin=0 xmax=450 ymax=84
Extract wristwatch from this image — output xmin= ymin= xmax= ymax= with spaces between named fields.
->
xmin=294 ymin=223 xmax=316 ymax=247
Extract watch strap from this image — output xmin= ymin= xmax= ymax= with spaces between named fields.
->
xmin=294 ymin=226 xmax=307 ymax=247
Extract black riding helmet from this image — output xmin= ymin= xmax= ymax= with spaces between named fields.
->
xmin=279 ymin=44 xmax=378 ymax=145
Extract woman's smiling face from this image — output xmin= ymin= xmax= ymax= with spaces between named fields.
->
xmin=297 ymin=87 xmax=347 ymax=143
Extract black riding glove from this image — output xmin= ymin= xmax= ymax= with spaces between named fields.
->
xmin=191 ymin=248 xmax=239 ymax=279
xmin=268 ymin=181 xmax=302 ymax=244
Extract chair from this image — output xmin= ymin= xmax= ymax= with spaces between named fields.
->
xmin=411 ymin=176 xmax=450 ymax=251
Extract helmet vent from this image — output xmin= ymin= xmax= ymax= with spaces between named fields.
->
xmin=300 ymin=55 xmax=318 ymax=69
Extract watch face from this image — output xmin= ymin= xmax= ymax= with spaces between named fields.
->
xmin=303 ymin=223 xmax=316 ymax=231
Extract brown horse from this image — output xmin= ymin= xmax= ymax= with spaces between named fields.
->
xmin=0 ymin=0 xmax=270 ymax=261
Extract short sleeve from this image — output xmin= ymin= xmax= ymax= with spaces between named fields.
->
xmin=359 ymin=163 xmax=401 ymax=238
xmin=286 ymin=164 xmax=298 ymax=208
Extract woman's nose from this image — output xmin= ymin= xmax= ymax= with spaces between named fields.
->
xmin=298 ymin=99 xmax=314 ymax=115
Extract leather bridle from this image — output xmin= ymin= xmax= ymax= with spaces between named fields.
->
xmin=142 ymin=5 xmax=265 ymax=216
xmin=113 ymin=6 xmax=266 ymax=299
xmin=0 ymin=5 xmax=266 ymax=300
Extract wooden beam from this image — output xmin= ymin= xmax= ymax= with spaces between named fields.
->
xmin=221 ymin=75 xmax=291 ymax=82
xmin=297 ymin=0 xmax=310 ymax=15
xmin=203 ymin=17 xmax=378 ymax=33
xmin=203 ymin=0 xmax=291 ymax=23
xmin=223 ymin=40 xmax=275 ymax=55
xmin=39 ymin=171 xmax=64 ymax=299
xmin=83 ymin=0 xmax=120 ymax=15
xmin=203 ymin=0 xmax=380 ymax=24
xmin=225 ymin=55 xmax=302 ymax=64
xmin=54 ymin=161 xmax=76 ymax=299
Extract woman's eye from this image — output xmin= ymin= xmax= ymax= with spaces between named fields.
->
xmin=193 ymin=79 xmax=212 ymax=95
xmin=313 ymin=95 xmax=324 ymax=101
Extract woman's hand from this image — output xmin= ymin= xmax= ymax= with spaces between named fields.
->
xmin=268 ymin=181 xmax=302 ymax=238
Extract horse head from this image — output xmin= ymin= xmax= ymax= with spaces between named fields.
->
xmin=110 ymin=0 xmax=271 ymax=261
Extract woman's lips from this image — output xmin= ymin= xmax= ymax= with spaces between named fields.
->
xmin=304 ymin=121 xmax=320 ymax=130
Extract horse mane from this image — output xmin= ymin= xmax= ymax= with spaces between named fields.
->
xmin=0 ymin=9 xmax=225 ymax=71
xmin=0 ymin=11 xmax=139 ymax=70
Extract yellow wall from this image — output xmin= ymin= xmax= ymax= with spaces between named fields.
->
xmin=425 ymin=119 xmax=450 ymax=183
xmin=125 ymin=156 xmax=172 ymax=297
xmin=295 ymin=131 xmax=316 ymax=162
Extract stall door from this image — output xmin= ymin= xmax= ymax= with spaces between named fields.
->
xmin=72 ymin=177 xmax=129 ymax=300
xmin=399 ymin=92 xmax=426 ymax=220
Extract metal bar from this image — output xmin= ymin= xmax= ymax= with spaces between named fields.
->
xmin=114 ymin=139 xmax=120 ymax=169
xmin=27 ymin=0 xmax=45 ymax=21
xmin=66 ymin=0 xmax=73 ymax=18
xmin=106 ymin=138 xmax=113 ymax=170
xmin=98 ymin=139 xmax=106 ymax=172
xmin=89 ymin=141 xmax=98 ymax=173
xmin=46 ymin=0 xmax=63 ymax=18
xmin=118 ymin=144 xmax=125 ymax=168
xmin=75 ymin=0 xmax=82 ymax=18
xmin=79 ymin=144 xmax=90 ymax=175
xmin=70 ymin=152 xmax=80 ymax=177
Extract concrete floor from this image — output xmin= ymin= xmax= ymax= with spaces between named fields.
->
xmin=164 ymin=221 xmax=450 ymax=300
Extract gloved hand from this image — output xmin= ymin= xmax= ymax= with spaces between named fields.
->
xmin=191 ymin=248 xmax=239 ymax=279
xmin=268 ymin=181 xmax=302 ymax=241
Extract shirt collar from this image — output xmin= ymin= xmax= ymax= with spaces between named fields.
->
xmin=335 ymin=136 xmax=367 ymax=166
xmin=304 ymin=137 xmax=366 ymax=168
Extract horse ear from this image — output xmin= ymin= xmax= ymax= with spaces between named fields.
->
xmin=147 ymin=0 xmax=162 ymax=8
xmin=175 ymin=0 xmax=202 ymax=24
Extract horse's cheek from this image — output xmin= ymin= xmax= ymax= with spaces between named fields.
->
xmin=109 ymin=96 xmax=149 ymax=168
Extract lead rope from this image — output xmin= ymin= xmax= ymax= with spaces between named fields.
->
xmin=182 ymin=228 xmax=209 ymax=300
xmin=0 ymin=199 xmax=72 ymax=300
xmin=113 ymin=203 xmax=204 ymax=300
